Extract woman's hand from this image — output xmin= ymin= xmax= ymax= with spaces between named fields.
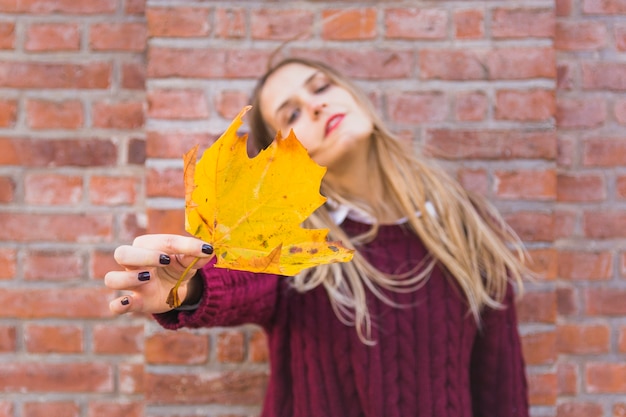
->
xmin=104 ymin=234 xmax=215 ymax=315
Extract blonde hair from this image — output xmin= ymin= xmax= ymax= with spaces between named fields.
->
xmin=249 ymin=57 xmax=529 ymax=343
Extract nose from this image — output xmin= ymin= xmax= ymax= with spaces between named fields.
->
xmin=308 ymin=100 xmax=327 ymax=118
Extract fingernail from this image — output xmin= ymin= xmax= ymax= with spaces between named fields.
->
xmin=138 ymin=271 xmax=150 ymax=281
xmin=121 ymin=297 xmax=130 ymax=306
xmin=202 ymin=244 xmax=214 ymax=255
xmin=159 ymin=254 xmax=170 ymax=265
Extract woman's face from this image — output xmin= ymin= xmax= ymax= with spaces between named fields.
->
xmin=259 ymin=63 xmax=374 ymax=172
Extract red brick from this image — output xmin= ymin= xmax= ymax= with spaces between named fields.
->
xmin=147 ymin=167 xmax=184 ymax=199
xmin=144 ymin=371 xmax=267 ymax=404
xmin=618 ymin=175 xmax=626 ymax=199
xmin=583 ymin=138 xmax=626 ymax=167
xmin=583 ymin=0 xmax=626 ymax=14
xmin=457 ymin=168 xmax=488 ymax=196
xmin=0 ymin=61 xmax=111 ymax=89
xmin=90 ymin=23 xmax=147 ymax=52
xmin=147 ymin=208 xmax=185 ymax=235
xmin=87 ymin=402 xmax=143 ymax=417
xmin=119 ymin=363 xmax=144 ymax=394
xmin=0 ymin=212 xmax=112 ymax=242
xmin=25 ymin=23 xmax=80 ymax=51
xmin=125 ymin=0 xmax=144 ymax=15
xmin=293 ymin=49 xmax=414 ymax=79
xmin=586 ymin=363 xmax=626 ymax=393
xmin=492 ymin=8 xmax=554 ymax=38
xmin=93 ymin=324 xmax=143 ymax=354
xmin=0 ymin=176 xmax=14 ymax=203
xmin=557 ymin=173 xmax=606 ymax=202
xmin=23 ymin=402 xmax=80 ymax=417
xmin=557 ymin=135 xmax=576 ymax=168
xmin=118 ymin=212 xmax=147 ymax=242
xmin=0 ymin=22 xmax=15 ymax=49
xmin=147 ymin=7 xmax=210 ymax=38
xmin=557 ymin=286 xmax=578 ymax=316
xmin=614 ymin=404 xmax=626 ymax=417
xmin=0 ymin=325 xmax=16 ymax=351
xmin=0 ymin=248 xmax=16 ymax=279
xmin=215 ymin=90 xmax=250 ymax=120
xmin=622 ymin=252 xmax=626 ymax=277
xmin=616 ymin=24 xmax=626 ymax=51
xmin=619 ymin=326 xmax=626 ymax=352
xmin=89 ymin=176 xmax=138 ymax=206
xmin=559 ymin=250 xmax=612 ymax=280
xmin=556 ymin=0 xmax=574 ymax=16
xmin=147 ymin=89 xmax=209 ymax=120
xmin=454 ymin=9 xmax=484 ymax=39
xmin=528 ymin=372 xmax=557 ymax=405
xmin=0 ymin=137 xmax=118 ymax=167
xmin=0 ymin=362 xmax=113 ymax=392
xmin=557 ymin=402 xmax=603 ymax=417
xmin=121 ymin=58 xmax=145 ymax=90
xmin=385 ymin=8 xmax=447 ymax=39
xmin=0 ymin=288 xmax=114 ymax=319
xmin=215 ymin=8 xmax=246 ymax=39
xmin=0 ymin=402 xmax=12 ymax=417
xmin=521 ymin=331 xmax=556 ymax=365
xmin=24 ymin=324 xmax=83 ymax=353
xmin=26 ymin=99 xmax=83 ymax=130
xmin=557 ymin=324 xmax=610 ymax=354
xmin=24 ymin=173 xmax=83 ymax=205
xmin=583 ymin=62 xmax=626 ymax=91
xmin=0 ymin=99 xmax=17 ymax=127
xmin=557 ymin=362 xmax=578 ymax=395
xmin=584 ymin=211 xmax=626 ymax=239
xmin=556 ymin=97 xmax=606 ymax=128
xmin=454 ymin=91 xmax=487 ymax=121
xmin=322 ymin=8 xmax=377 ymax=40
xmin=23 ymin=250 xmax=83 ymax=281
xmin=251 ymin=9 xmax=314 ymax=40
xmin=90 ymin=249 xmax=122 ymax=280
xmin=92 ymin=100 xmax=144 ymax=129
xmin=249 ymin=329 xmax=268 ymax=363
xmin=557 ymin=62 xmax=576 ymax=91
xmin=0 ymin=0 xmax=116 ymax=14
xmin=517 ymin=291 xmax=557 ymax=323
xmin=495 ymin=89 xmax=555 ymax=121
xmin=145 ymin=331 xmax=208 ymax=364
xmin=494 ymin=169 xmax=556 ymax=200
xmin=586 ymin=288 xmax=626 ymax=315
xmin=387 ymin=92 xmax=447 ymax=123
xmin=128 ymin=137 xmax=146 ymax=164
xmin=526 ymin=248 xmax=558 ymax=280
xmin=505 ymin=211 xmax=554 ymax=242
xmin=556 ymin=21 xmax=608 ymax=51
xmin=216 ymin=330 xmax=245 ymax=363
xmin=615 ymin=98 xmax=626 ymax=124
xmin=420 ymin=47 xmax=555 ymax=80
xmin=146 ymin=131 xmax=215 ymax=159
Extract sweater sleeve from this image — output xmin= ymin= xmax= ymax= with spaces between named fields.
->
xmin=470 ymin=283 xmax=529 ymax=417
xmin=153 ymin=262 xmax=282 ymax=331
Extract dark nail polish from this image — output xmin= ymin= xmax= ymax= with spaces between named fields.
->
xmin=159 ymin=254 xmax=170 ymax=265
xmin=202 ymin=244 xmax=214 ymax=255
xmin=121 ymin=297 xmax=130 ymax=306
xmin=138 ymin=271 xmax=150 ymax=281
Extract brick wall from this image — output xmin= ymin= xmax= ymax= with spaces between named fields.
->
xmin=0 ymin=1 xmax=624 ymax=416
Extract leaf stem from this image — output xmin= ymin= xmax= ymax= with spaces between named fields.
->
xmin=166 ymin=257 xmax=201 ymax=308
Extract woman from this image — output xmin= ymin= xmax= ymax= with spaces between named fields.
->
xmin=106 ymin=57 xmax=530 ymax=416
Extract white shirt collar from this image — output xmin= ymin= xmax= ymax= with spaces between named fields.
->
xmin=327 ymin=200 xmax=436 ymax=225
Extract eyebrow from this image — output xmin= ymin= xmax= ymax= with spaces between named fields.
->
xmin=273 ymin=70 xmax=323 ymax=119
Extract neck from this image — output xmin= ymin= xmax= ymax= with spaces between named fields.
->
xmin=324 ymin=148 xmax=403 ymax=224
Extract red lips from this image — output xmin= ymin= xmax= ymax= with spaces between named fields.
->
xmin=325 ymin=114 xmax=344 ymax=137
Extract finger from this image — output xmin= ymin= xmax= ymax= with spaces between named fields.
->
xmin=133 ymin=234 xmax=214 ymax=258
xmin=109 ymin=295 xmax=143 ymax=315
xmin=114 ymin=246 xmax=170 ymax=269
xmin=104 ymin=270 xmax=153 ymax=291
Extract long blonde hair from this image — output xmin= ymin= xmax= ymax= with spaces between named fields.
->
xmin=249 ymin=57 xmax=529 ymax=343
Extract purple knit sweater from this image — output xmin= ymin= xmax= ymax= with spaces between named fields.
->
xmin=155 ymin=218 xmax=529 ymax=417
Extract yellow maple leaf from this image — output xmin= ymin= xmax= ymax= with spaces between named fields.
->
xmin=167 ymin=106 xmax=354 ymax=307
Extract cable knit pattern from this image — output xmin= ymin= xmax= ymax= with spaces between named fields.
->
xmin=154 ymin=218 xmax=529 ymax=417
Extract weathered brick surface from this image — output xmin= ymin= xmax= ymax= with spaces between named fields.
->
xmin=1 ymin=1 xmax=623 ymax=416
